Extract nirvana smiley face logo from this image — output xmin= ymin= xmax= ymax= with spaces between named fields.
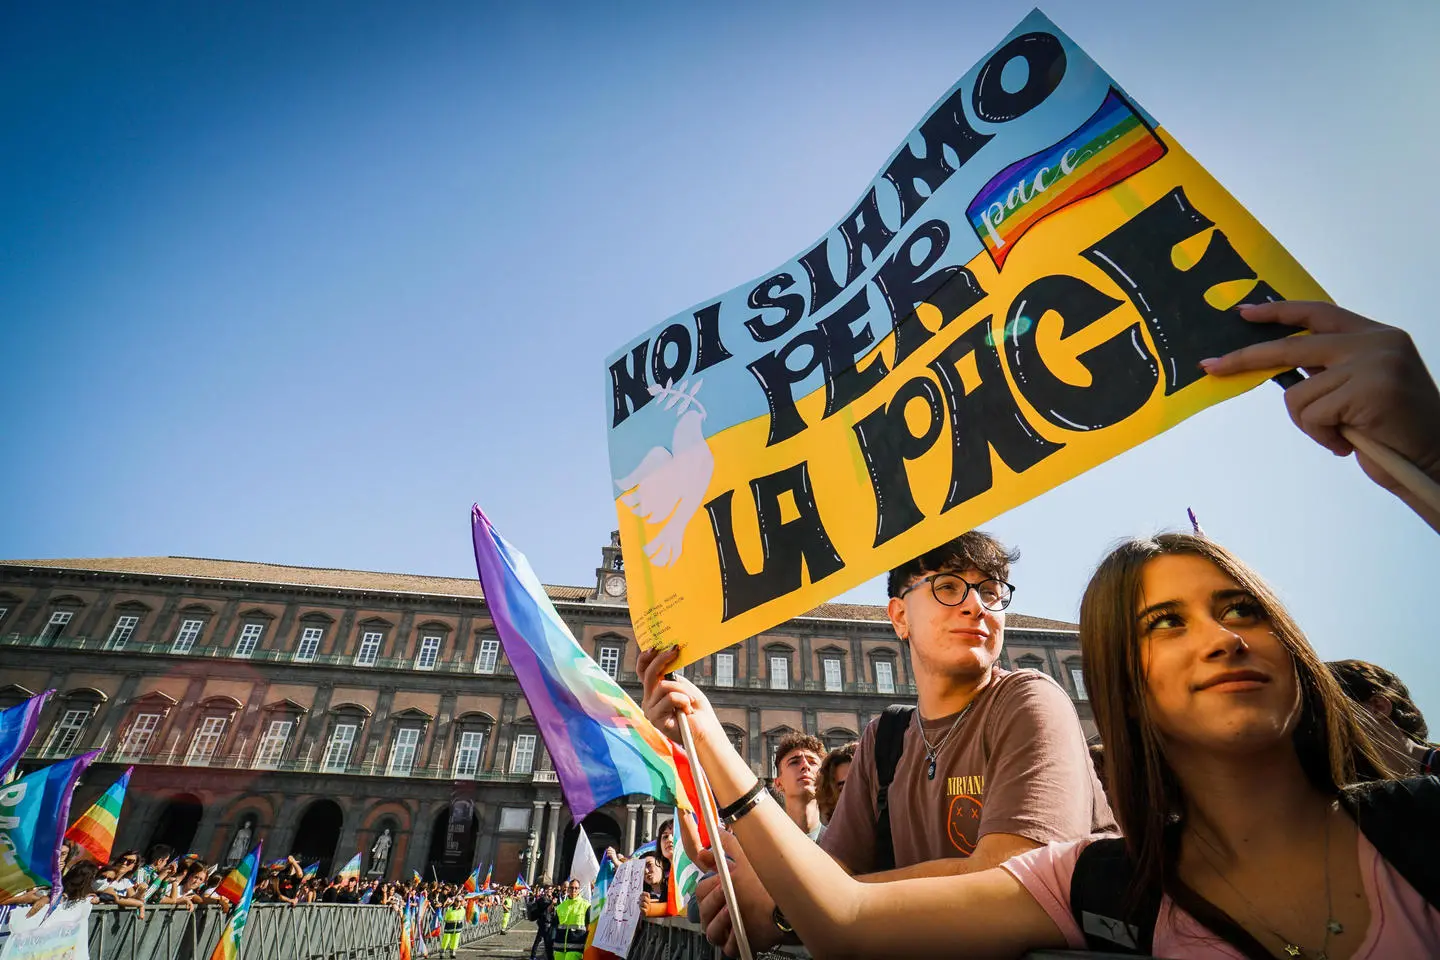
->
xmin=947 ymin=794 xmax=984 ymax=855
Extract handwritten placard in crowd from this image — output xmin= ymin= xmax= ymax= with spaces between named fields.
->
xmin=603 ymin=9 xmax=1325 ymax=665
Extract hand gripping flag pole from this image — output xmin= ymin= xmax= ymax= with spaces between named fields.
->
xmin=676 ymin=709 xmax=753 ymax=960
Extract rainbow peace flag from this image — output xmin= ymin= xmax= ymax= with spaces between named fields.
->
xmin=209 ymin=844 xmax=260 ymax=960
xmin=482 ymin=865 xmax=492 ymax=890
xmin=63 ymin=766 xmax=131 ymax=865
xmin=0 ymin=690 xmax=52 ymax=781
xmin=0 ymin=750 xmax=97 ymax=899
xmin=462 ymin=864 xmax=480 ymax=893
xmin=412 ymin=868 xmax=422 ymax=883
xmin=302 ymin=861 xmax=320 ymax=879
xmin=337 ymin=851 xmax=362 ymax=881
xmin=214 ymin=843 xmax=260 ymax=906
xmin=471 ymin=505 xmax=709 ymax=839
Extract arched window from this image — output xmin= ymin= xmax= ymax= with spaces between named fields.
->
xmin=231 ymin=609 xmax=275 ymax=659
xmin=385 ymin=708 xmax=431 ymax=776
xmin=353 ymin=618 xmax=393 ymax=667
xmin=869 ymin=649 xmax=899 ymax=694
xmin=824 ymin=728 xmax=858 ymax=751
xmin=321 ymin=704 xmax=371 ymax=772
xmin=42 ymin=688 xmax=106 ymax=757
xmin=185 ymin=696 xmax=241 ymax=766
xmin=722 ymin=724 xmax=747 ymax=759
xmin=1064 ymin=656 xmax=1087 ymax=701
xmin=170 ymin=605 xmax=214 ymax=655
xmin=115 ymin=691 xmax=178 ymax=760
xmin=508 ymin=718 xmax=539 ymax=775
xmin=764 ymin=644 xmax=795 ymax=691
xmin=817 ymin=645 xmax=847 ymax=693
xmin=1015 ymin=654 xmax=1046 ymax=675
xmin=39 ymin=596 xmax=85 ymax=643
xmin=594 ymin=633 xmax=628 ymax=681
xmin=451 ymin=712 xmax=495 ymax=779
xmin=413 ymin=621 xmax=451 ymax=671
xmin=764 ymin=726 xmax=798 ymax=782
xmin=252 ymin=700 xmax=306 ymax=769
xmin=104 ymin=601 xmax=152 ymax=650
xmin=293 ymin=612 xmax=334 ymax=663
xmin=474 ymin=629 xmax=502 ymax=674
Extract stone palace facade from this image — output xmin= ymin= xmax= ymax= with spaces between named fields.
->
xmin=0 ymin=536 xmax=1091 ymax=883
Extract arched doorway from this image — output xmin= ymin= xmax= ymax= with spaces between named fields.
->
xmin=290 ymin=800 xmax=343 ymax=877
xmin=559 ymin=810 xmax=621 ymax=880
xmin=149 ymin=794 xmax=204 ymax=856
xmin=424 ymin=805 xmax=479 ymax=884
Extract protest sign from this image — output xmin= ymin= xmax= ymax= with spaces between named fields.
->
xmin=603 ymin=9 xmax=1325 ymax=664
xmin=590 ymin=857 xmax=646 ymax=957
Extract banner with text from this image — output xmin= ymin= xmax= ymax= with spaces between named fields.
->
xmin=603 ymin=9 xmax=1324 ymax=664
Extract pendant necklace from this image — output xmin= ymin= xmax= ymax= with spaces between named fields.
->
xmin=1193 ymin=803 xmax=1341 ymax=960
xmin=918 ymin=700 xmax=975 ymax=780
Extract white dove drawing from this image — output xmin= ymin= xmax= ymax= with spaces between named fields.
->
xmin=615 ymin=379 xmax=715 ymax=568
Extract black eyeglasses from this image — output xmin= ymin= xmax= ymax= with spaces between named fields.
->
xmin=897 ymin=572 xmax=1014 ymax=611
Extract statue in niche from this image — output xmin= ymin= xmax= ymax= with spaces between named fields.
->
xmin=228 ymin=818 xmax=254 ymax=863
xmin=370 ymin=827 xmax=393 ymax=875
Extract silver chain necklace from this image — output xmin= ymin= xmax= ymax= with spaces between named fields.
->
xmin=918 ymin=700 xmax=975 ymax=780
xmin=1192 ymin=804 xmax=1341 ymax=959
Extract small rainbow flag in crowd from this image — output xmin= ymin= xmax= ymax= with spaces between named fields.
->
xmin=209 ymin=844 xmax=260 ymax=960
xmin=471 ymin=506 xmax=709 ymax=842
xmin=215 ymin=843 xmax=260 ymax=906
xmin=266 ymin=857 xmax=289 ymax=869
xmin=64 ymin=766 xmax=131 ymax=865
xmin=482 ymin=864 xmax=492 ymax=890
xmin=0 ymin=690 xmax=53 ymax=781
xmin=337 ymin=851 xmax=362 ymax=881
xmin=411 ymin=868 xmax=422 ymax=883
xmin=302 ymin=861 xmax=320 ymax=879
xmin=462 ymin=864 xmax=480 ymax=894
xmin=514 ymin=871 xmax=529 ymax=891
xmin=0 ymin=750 xmax=97 ymax=900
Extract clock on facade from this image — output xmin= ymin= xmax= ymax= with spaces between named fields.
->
xmin=603 ymin=575 xmax=627 ymax=598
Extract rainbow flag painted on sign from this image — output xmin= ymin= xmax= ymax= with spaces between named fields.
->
xmin=64 ymin=766 xmax=131 ymax=865
xmin=214 ymin=843 xmax=261 ymax=906
xmin=337 ymin=851 xmax=362 ymax=881
xmin=966 ymin=87 xmax=1166 ymax=268
xmin=0 ymin=750 xmax=97 ymax=900
xmin=210 ymin=844 xmax=261 ymax=960
xmin=0 ymin=690 xmax=53 ymax=781
xmin=471 ymin=505 xmax=709 ymax=841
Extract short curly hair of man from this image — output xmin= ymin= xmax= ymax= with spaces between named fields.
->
xmin=886 ymin=529 xmax=1019 ymax=599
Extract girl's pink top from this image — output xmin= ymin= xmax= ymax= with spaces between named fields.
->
xmin=1002 ymin=832 xmax=1440 ymax=958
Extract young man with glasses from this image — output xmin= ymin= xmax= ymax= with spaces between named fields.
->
xmin=688 ymin=531 xmax=1113 ymax=954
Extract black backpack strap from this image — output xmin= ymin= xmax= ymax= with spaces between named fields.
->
xmin=1068 ymin=838 xmax=1158 ymax=955
xmin=1341 ymin=775 xmax=1440 ymax=909
xmin=872 ymin=704 xmax=915 ymax=872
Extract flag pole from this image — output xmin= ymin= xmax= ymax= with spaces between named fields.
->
xmin=677 ymin=711 xmax=754 ymax=960
xmin=1342 ymin=427 xmax=1440 ymax=516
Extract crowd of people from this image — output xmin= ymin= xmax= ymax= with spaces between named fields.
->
xmin=1 ymin=838 xmax=520 ymax=960
xmin=637 ymin=302 xmax=1440 ymax=958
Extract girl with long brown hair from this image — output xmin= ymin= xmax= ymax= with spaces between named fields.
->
xmin=640 ymin=533 xmax=1439 ymax=958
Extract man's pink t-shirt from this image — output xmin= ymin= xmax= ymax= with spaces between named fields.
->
xmin=1003 ymin=832 xmax=1440 ymax=958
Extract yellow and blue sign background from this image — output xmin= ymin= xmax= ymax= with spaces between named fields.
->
xmin=603 ymin=9 xmax=1326 ymax=665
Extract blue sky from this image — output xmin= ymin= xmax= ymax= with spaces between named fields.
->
xmin=4 ymin=0 xmax=1437 ymax=715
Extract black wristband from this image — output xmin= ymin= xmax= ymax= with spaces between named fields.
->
xmin=716 ymin=780 xmax=765 ymax=824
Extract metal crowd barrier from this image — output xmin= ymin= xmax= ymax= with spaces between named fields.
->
xmin=61 ymin=902 xmax=511 ymax=960
xmin=630 ymin=917 xmax=1149 ymax=960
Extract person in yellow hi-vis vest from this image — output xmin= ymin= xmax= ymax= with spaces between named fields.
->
xmin=551 ymin=879 xmax=589 ymax=960
xmin=502 ymin=894 xmax=512 ymax=929
xmin=440 ymin=895 xmax=466 ymax=958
